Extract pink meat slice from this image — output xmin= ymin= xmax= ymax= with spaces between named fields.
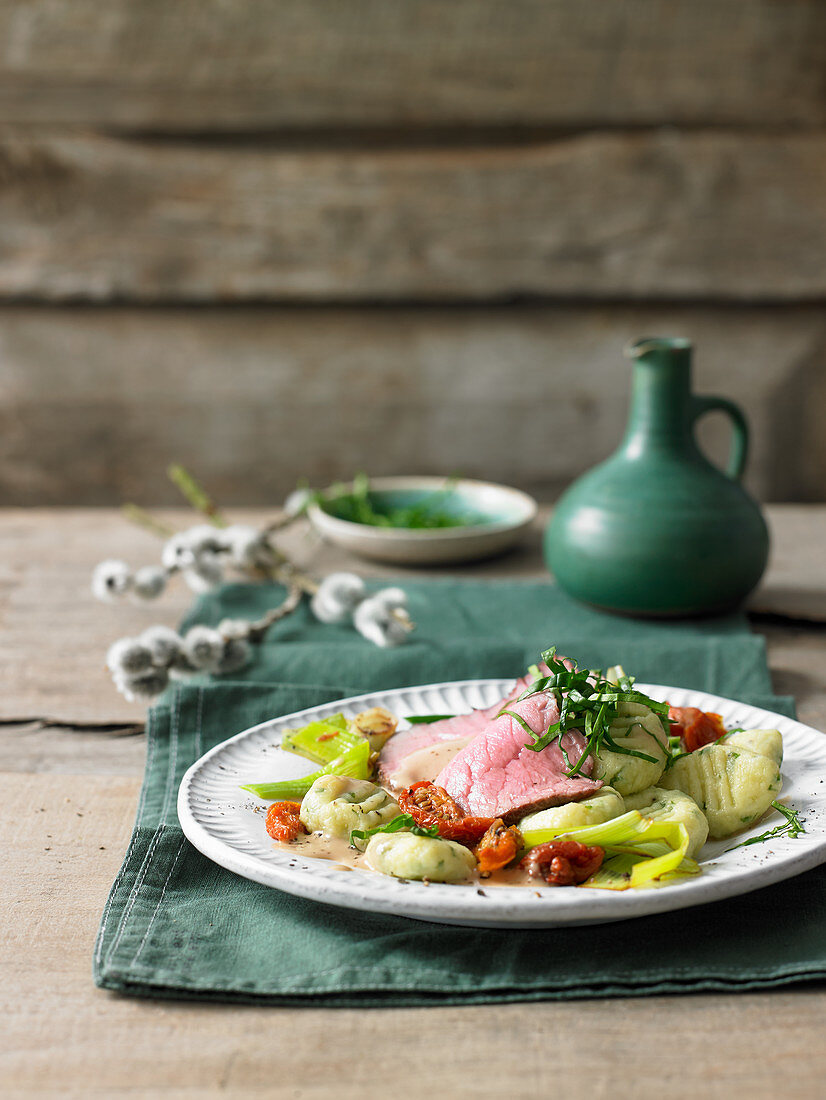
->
xmin=377 ymin=671 xmax=537 ymax=789
xmin=434 ymin=692 xmax=601 ymax=823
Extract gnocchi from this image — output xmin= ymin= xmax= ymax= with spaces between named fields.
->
xmin=623 ymin=786 xmax=709 ymax=858
xmin=518 ymin=787 xmax=625 ymax=833
xmin=724 ymin=728 xmax=783 ymax=769
xmin=299 ymin=775 xmax=400 ymax=839
xmin=365 ymin=831 xmax=476 ymax=882
xmin=659 ymin=744 xmax=782 ymax=838
xmin=592 ymin=702 xmax=669 ymax=796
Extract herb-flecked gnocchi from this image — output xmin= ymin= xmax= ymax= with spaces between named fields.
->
xmin=660 ymin=743 xmax=782 ymax=838
xmin=623 ymin=786 xmax=709 ymax=857
xmin=725 ymin=728 xmax=783 ymax=768
xmin=299 ymin=775 xmax=400 ymax=838
xmin=365 ymin=831 xmax=477 ymax=882
xmin=592 ymin=702 xmax=669 ymax=795
xmin=518 ymin=787 xmax=625 ymax=833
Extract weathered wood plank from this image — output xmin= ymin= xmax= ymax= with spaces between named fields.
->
xmin=0 ymin=721 xmax=145 ymax=775
xmin=1 ymin=131 xmax=825 ymax=302
xmin=0 ymin=0 xmax=825 ymax=131
xmin=0 ymin=506 xmax=825 ymax=728
xmin=0 ymin=304 xmax=824 ymax=506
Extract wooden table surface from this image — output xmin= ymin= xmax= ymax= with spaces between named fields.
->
xmin=3 ymin=505 xmax=826 ymax=1099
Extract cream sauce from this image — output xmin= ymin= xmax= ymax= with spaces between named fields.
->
xmin=278 ymin=827 xmax=539 ymax=888
xmin=385 ymin=735 xmax=473 ymax=790
xmin=285 ymin=831 xmax=367 ymax=867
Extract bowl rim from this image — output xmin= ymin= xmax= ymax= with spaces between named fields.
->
xmin=307 ymin=476 xmax=538 ymax=541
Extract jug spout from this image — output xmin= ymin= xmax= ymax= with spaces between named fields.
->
xmin=619 ymin=336 xmax=694 ymax=454
xmin=624 ymin=336 xmax=692 ymax=361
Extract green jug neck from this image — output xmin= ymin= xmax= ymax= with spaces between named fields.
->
xmin=619 ymin=339 xmax=697 ymax=457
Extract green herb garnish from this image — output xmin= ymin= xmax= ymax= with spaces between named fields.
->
xmin=498 ymin=708 xmax=538 ymax=740
xmin=664 ymin=735 xmax=689 ymax=770
xmin=726 ymin=801 xmax=807 ymax=851
xmin=320 ymin=473 xmax=485 ymax=530
xmin=405 ymin=714 xmax=456 ymax=724
xmin=350 ymin=813 xmax=440 ymax=847
xmin=507 ymin=647 xmax=670 ymax=776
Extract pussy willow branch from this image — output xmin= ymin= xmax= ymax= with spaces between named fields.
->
xmin=262 ymin=511 xmax=305 ymax=535
xmin=167 ymin=463 xmax=228 ymax=527
xmin=392 ymin=608 xmax=415 ymax=632
xmin=273 ymin=562 xmax=319 ymax=596
xmin=121 ymin=503 xmax=177 ymax=539
xmin=242 ymin=582 xmax=304 ymax=641
xmin=120 ymin=487 xmax=414 ymax=634
xmin=275 ymin=562 xmax=414 ymax=633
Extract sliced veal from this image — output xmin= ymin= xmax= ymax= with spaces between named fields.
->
xmin=377 ymin=671 xmax=536 ymax=791
xmin=434 ymin=692 xmax=601 ymax=823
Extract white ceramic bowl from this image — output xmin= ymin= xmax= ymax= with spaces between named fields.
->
xmin=307 ymin=476 xmax=538 ymax=564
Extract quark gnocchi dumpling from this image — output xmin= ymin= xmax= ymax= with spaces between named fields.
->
xmin=299 ymin=775 xmax=400 ymax=839
xmin=365 ymin=831 xmax=476 ymax=882
xmin=623 ymin=786 xmax=709 ymax=857
xmin=725 ymin=728 xmax=783 ymax=769
xmin=518 ymin=786 xmax=625 ymax=833
xmin=660 ymin=743 xmax=782 ymax=838
xmin=592 ymin=702 xmax=669 ymax=795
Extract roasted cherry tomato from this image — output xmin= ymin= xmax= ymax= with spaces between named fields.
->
xmin=399 ymin=780 xmax=464 ymax=823
xmin=398 ymin=781 xmax=493 ymax=846
xmin=440 ymin=817 xmax=497 ymax=845
xmin=520 ymin=840 xmax=604 ymax=886
xmin=668 ymin=705 xmax=727 ymax=753
xmin=475 ymin=818 xmax=522 ymax=875
xmin=265 ymin=800 xmax=307 ymax=843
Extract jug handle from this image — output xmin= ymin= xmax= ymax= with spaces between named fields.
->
xmin=691 ymin=395 xmax=749 ymax=481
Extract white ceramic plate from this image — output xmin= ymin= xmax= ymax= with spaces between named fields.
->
xmin=307 ymin=477 xmax=538 ymax=564
xmin=178 ymin=680 xmax=826 ymax=927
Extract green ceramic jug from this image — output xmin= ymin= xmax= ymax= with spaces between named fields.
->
xmin=545 ymin=337 xmax=769 ymax=617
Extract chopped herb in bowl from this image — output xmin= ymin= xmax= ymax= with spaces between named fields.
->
xmin=319 ymin=474 xmax=487 ymax=530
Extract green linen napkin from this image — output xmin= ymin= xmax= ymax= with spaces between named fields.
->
xmin=94 ymin=581 xmax=824 ymax=1005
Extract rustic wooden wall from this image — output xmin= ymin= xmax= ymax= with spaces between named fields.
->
xmin=0 ymin=0 xmax=824 ymax=504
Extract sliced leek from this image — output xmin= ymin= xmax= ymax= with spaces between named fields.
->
xmin=521 ymin=809 xmax=694 ymax=890
xmin=240 ymin=738 xmax=371 ymax=801
xmin=281 ymin=715 xmax=364 ymax=765
xmin=521 ymin=808 xmax=646 ymax=850
xmin=587 ymin=851 xmax=701 ymax=891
